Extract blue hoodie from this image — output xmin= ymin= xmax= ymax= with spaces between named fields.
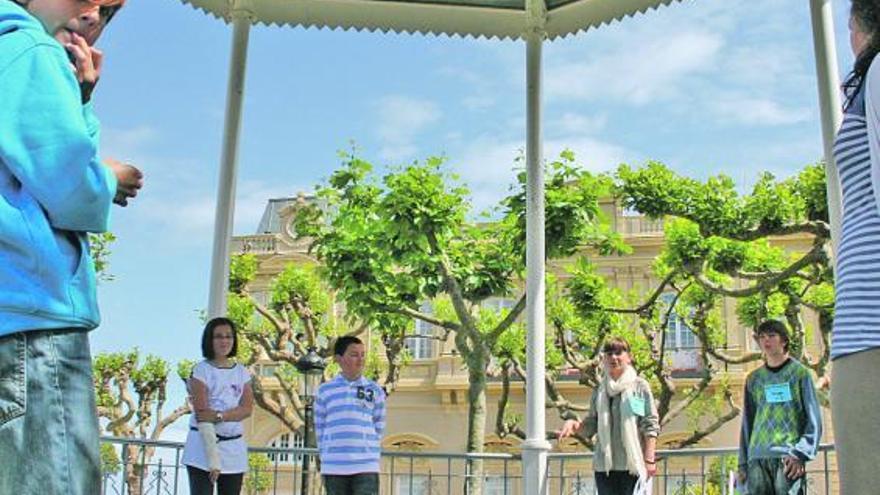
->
xmin=0 ymin=1 xmax=117 ymax=336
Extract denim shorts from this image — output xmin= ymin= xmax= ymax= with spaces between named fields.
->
xmin=0 ymin=329 xmax=100 ymax=495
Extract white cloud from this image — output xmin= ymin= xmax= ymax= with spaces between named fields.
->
xmin=375 ymin=96 xmax=440 ymax=142
xmin=436 ymin=66 xmax=484 ymax=85
xmin=374 ymin=95 xmax=441 ymax=161
xmin=138 ymin=194 xmax=216 ymax=234
xmin=724 ymin=44 xmax=809 ymax=89
xmin=437 ymin=63 xmax=500 ymax=112
xmin=448 ymin=134 xmax=639 ymax=213
xmin=100 ymin=125 xmax=159 ymax=158
xmin=378 ymin=144 xmax=419 ymax=163
xmin=462 ymin=95 xmax=496 ymax=111
xmin=131 ymin=174 xmax=302 ymax=245
xmin=712 ymin=93 xmax=812 ymax=126
xmin=536 ymin=0 xmax=820 ymax=136
xmin=546 ymin=29 xmax=724 ymax=105
xmin=549 ymin=112 xmax=607 ymax=135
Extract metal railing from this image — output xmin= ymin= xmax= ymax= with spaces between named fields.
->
xmin=547 ymin=444 xmax=837 ymax=495
xmin=99 ymin=437 xmax=837 ymax=495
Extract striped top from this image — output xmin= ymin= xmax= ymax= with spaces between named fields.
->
xmin=832 ymin=83 xmax=880 ymax=359
xmin=314 ymin=374 xmax=387 ymax=475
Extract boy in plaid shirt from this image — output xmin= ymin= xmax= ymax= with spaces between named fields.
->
xmin=737 ymin=320 xmax=822 ymax=494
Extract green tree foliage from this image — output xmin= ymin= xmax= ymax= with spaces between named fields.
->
xmin=534 ymin=162 xmax=833 ymax=449
xmin=616 ymin=162 xmax=832 ymax=374
xmin=245 ymin=453 xmax=273 ymax=495
xmin=94 ymin=350 xmax=191 ymax=495
xmin=100 ymin=443 xmax=121 ymax=475
xmin=293 ymin=151 xmax=622 ymax=493
xmin=226 ymin=254 xmax=406 ymax=444
xmin=89 ymin=232 xmax=117 ymax=282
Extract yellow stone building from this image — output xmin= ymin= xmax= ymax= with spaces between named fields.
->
xmin=233 ymin=195 xmax=836 ymax=494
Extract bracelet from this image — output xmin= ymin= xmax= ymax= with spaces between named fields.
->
xmin=645 ymin=460 xmax=656 ymax=464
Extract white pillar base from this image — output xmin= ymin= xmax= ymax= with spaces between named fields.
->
xmin=521 ymin=439 xmax=552 ymax=495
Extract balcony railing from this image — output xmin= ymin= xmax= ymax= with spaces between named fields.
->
xmin=231 ymin=234 xmax=280 ymax=255
xmin=619 ymin=216 xmax=665 ymax=237
xmin=99 ymin=436 xmax=837 ymax=495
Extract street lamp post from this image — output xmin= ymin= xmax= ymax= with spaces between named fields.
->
xmin=295 ymin=348 xmax=325 ymax=495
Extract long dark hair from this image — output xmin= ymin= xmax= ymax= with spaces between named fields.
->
xmin=201 ymin=317 xmax=238 ymax=359
xmin=844 ymin=0 xmax=880 ymax=109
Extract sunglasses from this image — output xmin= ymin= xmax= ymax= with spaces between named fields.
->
xmin=99 ymin=5 xmax=122 ymax=23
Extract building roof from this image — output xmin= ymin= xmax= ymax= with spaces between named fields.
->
xmin=256 ymin=197 xmax=299 ymax=234
xmin=178 ymin=0 xmax=687 ymax=40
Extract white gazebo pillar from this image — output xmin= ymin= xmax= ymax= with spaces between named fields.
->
xmin=207 ymin=2 xmax=253 ymax=317
xmin=521 ymin=1 xmax=551 ymax=493
xmin=809 ymin=0 xmax=843 ymax=250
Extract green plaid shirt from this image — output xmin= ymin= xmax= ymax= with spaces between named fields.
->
xmin=737 ymin=358 xmax=823 ymax=469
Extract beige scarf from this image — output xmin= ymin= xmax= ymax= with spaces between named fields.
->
xmin=596 ymin=365 xmax=646 ymax=478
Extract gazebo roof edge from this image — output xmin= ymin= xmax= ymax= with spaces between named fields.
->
xmin=177 ymin=0 xmax=689 ymax=41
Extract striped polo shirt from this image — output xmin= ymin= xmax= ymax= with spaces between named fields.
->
xmin=832 ymin=83 xmax=880 ymax=359
xmin=314 ymin=374 xmax=386 ymax=475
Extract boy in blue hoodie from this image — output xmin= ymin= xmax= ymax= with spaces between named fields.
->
xmin=0 ymin=1 xmax=140 ymax=493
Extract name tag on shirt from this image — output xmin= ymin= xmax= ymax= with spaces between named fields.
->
xmin=629 ymin=396 xmax=646 ymax=417
xmin=764 ymin=383 xmax=792 ymax=403
xmin=357 ymin=386 xmax=375 ymax=402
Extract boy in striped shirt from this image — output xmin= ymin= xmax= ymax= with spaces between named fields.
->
xmin=315 ymin=336 xmax=387 ymax=495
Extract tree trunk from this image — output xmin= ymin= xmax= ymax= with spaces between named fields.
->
xmin=124 ymin=463 xmax=145 ymax=495
xmin=123 ymin=444 xmax=151 ymax=495
xmin=464 ymin=349 xmax=488 ymax=495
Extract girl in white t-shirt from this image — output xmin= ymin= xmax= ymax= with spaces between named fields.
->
xmin=182 ymin=317 xmax=254 ymax=495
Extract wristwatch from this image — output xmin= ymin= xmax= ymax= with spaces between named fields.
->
xmin=215 ymin=411 xmax=224 ymax=423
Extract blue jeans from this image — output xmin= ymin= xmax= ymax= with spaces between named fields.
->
xmin=746 ymin=459 xmax=805 ymax=495
xmin=0 ymin=329 xmax=100 ymax=495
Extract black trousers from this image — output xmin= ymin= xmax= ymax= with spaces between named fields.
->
xmin=186 ymin=466 xmax=244 ymax=495
xmin=595 ymin=470 xmax=638 ymax=495
xmin=323 ymin=473 xmax=380 ymax=495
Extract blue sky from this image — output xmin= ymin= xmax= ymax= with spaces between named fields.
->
xmin=89 ymin=0 xmax=856 ymax=440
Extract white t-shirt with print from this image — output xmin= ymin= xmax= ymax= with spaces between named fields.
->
xmin=182 ymin=361 xmax=251 ymax=473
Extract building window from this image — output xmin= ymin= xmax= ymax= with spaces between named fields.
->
xmin=267 ymin=432 xmax=303 ymax=465
xmin=259 ymin=364 xmax=278 ymax=377
xmin=407 ymin=302 xmax=435 ymax=360
xmin=660 ymin=293 xmax=702 ymax=372
xmin=484 ymin=297 xmax=515 ymax=314
xmin=661 ymin=293 xmax=698 ymax=350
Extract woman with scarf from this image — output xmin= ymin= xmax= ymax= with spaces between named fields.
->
xmin=559 ymin=337 xmax=660 ymax=495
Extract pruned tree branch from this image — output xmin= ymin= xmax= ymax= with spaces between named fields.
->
xmin=666 ymin=390 xmax=741 ymax=449
xmin=488 ymin=293 xmax=526 ymax=341
xmin=691 ymin=244 xmax=825 ymax=298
